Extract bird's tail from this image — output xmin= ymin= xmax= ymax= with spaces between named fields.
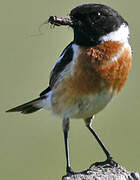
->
xmin=6 ymin=96 xmax=48 ymax=114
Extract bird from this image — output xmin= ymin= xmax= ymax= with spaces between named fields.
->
xmin=6 ymin=3 xmax=132 ymax=174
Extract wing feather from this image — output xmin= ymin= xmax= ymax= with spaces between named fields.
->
xmin=40 ymin=42 xmax=73 ymax=96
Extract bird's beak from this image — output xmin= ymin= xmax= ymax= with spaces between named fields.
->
xmin=48 ymin=16 xmax=73 ymax=27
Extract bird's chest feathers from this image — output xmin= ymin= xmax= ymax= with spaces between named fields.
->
xmin=69 ymin=41 xmax=132 ymax=94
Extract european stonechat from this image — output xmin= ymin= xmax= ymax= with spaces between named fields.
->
xmin=7 ymin=4 xmax=132 ymax=174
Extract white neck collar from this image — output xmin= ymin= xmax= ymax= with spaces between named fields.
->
xmin=99 ymin=23 xmax=129 ymax=43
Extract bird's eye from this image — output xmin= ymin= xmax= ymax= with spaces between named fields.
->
xmin=90 ymin=12 xmax=101 ymax=20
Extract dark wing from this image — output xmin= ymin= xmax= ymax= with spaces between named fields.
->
xmin=40 ymin=42 xmax=73 ymax=96
xmin=49 ymin=42 xmax=73 ymax=88
xmin=40 ymin=87 xmax=51 ymax=96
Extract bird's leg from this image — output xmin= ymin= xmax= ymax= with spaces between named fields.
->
xmin=84 ymin=117 xmax=118 ymax=167
xmin=62 ymin=118 xmax=74 ymax=174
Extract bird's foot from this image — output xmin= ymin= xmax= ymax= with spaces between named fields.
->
xmin=66 ymin=166 xmax=76 ymax=175
xmin=89 ymin=156 xmax=118 ymax=169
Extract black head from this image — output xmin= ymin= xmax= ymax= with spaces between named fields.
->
xmin=69 ymin=4 xmax=128 ymax=46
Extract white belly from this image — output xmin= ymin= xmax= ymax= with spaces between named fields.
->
xmin=71 ymin=89 xmax=114 ymax=119
xmin=49 ymin=89 xmax=114 ymax=119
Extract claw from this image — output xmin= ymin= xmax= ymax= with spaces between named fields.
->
xmin=89 ymin=157 xmax=118 ymax=169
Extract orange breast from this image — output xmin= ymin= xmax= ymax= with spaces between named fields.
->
xmin=93 ymin=42 xmax=132 ymax=92
xmin=51 ymin=41 xmax=132 ymax=115
xmin=62 ymin=41 xmax=132 ymax=94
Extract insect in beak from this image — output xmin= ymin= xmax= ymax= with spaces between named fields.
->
xmin=48 ymin=16 xmax=73 ymax=27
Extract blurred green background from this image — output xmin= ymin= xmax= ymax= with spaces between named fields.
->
xmin=0 ymin=0 xmax=140 ymax=179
